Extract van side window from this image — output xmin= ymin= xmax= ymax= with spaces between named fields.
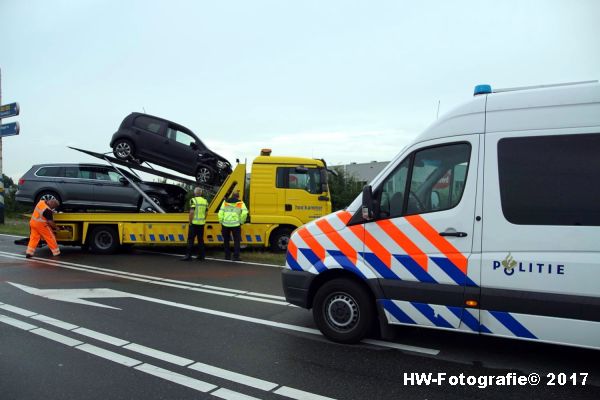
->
xmin=498 ymin=133 xmax=600 ymax=226
xmin=377 ymin=143 xmax=471 ymax=218
xmin=378 ymin=159 xmax=409 ymax=218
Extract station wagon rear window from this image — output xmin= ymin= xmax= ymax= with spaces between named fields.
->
xmin=35 ymin=166 xmax=62 ymax=177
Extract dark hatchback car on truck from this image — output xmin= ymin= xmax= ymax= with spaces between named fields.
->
xmin=16 ymin=163 xmax=186 ymax=212
xmin=110 ymin=113 xmax=232 ymax=185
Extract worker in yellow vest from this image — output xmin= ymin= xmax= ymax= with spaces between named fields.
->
xmin=218 ymin=190 xmax=248 ymax=261
xmin=181 ymin=187 xmax=208 ymax=261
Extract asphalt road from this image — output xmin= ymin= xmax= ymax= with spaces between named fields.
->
xmin=0 ymin=234 xmax=598 ymax=400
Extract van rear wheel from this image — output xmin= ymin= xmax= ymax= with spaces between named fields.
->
xmin=313 ymin=278 xmax=374 ymax=344
xmin=88 ymin=225 xmax=120 ymax=254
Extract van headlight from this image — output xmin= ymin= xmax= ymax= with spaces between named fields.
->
xmin=217 ymin=161 xmax=228 ymax=169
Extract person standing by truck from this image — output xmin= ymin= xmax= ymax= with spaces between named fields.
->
xmin=26 ymin=198 xmax=61 ymax=258
xmin=181 ymin=187 xmax=208 ymax=261
xmin=218 ymin=191 xmax=248 ymax=261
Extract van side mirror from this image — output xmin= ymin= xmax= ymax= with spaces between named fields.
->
xmin=119 ymin=177 xmax=129 ymax=185
xmin=362 ymin=185 xmax=374 ymax=221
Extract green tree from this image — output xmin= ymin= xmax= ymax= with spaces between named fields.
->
xmin=2 ymin=174 xmax=28 ymax=215
xmin=328 ymin=167 xmax=363 ymax=211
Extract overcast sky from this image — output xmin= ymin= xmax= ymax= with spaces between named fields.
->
xmin=1 ymin=0 xmax=599 ymax=181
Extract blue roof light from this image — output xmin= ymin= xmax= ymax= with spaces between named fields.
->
xmin=474 ymin=84 xmax=492 ymax=96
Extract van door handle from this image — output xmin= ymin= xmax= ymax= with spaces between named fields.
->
xmin=285 ymin=204 xmax=292 ymax=211
xmin=439 ymin=231 xmax=468 ymax=237
xmin=318 ymin=195 xmax=329 ymax=201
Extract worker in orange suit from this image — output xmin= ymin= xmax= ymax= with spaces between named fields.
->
xmin=26 ymin=198 xmax=61 ymax=258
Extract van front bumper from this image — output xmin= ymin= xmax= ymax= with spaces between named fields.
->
xmin=281 ymin=269 xmax=315 ymax=309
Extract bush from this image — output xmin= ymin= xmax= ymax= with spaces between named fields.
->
xmin=328 ymin=167 xmax=363 ymax=211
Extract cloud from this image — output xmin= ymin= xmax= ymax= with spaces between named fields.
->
xmin=207 ymin=128 xmax=416 ymax=167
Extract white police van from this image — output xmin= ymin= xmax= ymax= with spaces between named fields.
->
xmin=282 ymin=80 xmax=600 ymax=349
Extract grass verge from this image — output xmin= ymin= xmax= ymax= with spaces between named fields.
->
xmin=0 ymin=215 xmax=29 ymax=236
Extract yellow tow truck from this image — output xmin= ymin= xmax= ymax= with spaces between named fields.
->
xmin=51 ymin=149 xmax=332 ymax=254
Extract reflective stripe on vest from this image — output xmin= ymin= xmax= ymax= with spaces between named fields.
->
xmin=190 ymin=196 xmax=208 ymax=225
xmin=220 ymin=202 xmax=243 ymax=227
xmin=30 ymin=200 xmax=49 ymax=223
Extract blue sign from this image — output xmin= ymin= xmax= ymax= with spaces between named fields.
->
xmin=0 ymin=102 xmax=19 ymax=119
xmin=0 ymin=122 xmax=19 ymax=137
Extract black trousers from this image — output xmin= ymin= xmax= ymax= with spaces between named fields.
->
xmin=185 ymin=224 xmax=205 ymax=259
xmin=221 ymin=225 xmax=241 ymax=260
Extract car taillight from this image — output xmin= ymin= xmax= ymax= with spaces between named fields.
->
xmin=18 ymin=178 xmax=25 ymax=186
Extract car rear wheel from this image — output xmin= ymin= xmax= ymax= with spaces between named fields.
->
xmin=196 ymin=165 xmax=215 ymax=185
xmin=88 ymin=225 xmax=120 ymax=254
xmin=36 ymin=191 xmax=62 ymax=205
xmin=113 ymin=139 xmax=135 ymax=161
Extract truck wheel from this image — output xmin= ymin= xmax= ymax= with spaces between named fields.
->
xmin=269 ymin=228 xmax=292 ymax=252
xmin=313 ymin=278 xmax=374 ymax=344
xmin=88 ymin=225 xmax=120 ymax=254
xmin=113 ymin=139 xmax=135 ymax=161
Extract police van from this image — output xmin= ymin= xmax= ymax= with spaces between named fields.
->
xmin=282 ymin=81 xmax=600 ymax=349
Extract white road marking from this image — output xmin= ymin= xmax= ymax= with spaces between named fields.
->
xmin=0 ymin=314 xmax=37 ymax=330
xmin=0 ymin=302 xmax=338 ymax=399
xmin=76 ymin=343 xmax=142 ymax=367
xmin=134 ymin=363 xmax=217 ymax=393
xmin=136 ymin=249 xmax=284 ymax=269
xmin=211 ymin=388 xmax=263 ymax=400
xmin=0 ymin=250 xmax=288 ymax=305
xmin=8 ymin=282 xmax=125 ymax=309
xmin=362 ymin=339 xmax=441 ymax=356
xmin=189 ymin=362 xmax=278 ymax=391
xmin=31 ymin=314 xmax=79 ymax=330
xmin=0 ymin=251 xmax=440 ymax=355
xmin=0 ymin=233 xmax=23 ymax=238
xmin=274 ymin=386 xmax=337 ymax=400
xmin=72 ymin=327 xmax=130 ymax=346
xmin=30 ymin=328 xmax=83 ymax=347
xmin=124 ymin=343 xmax=194 ymax=366
xmin=0 ymin=303 xmax=38 ymax=317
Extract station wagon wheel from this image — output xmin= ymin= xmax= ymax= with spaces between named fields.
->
xmin=113 ymin=139 xmax=135 ymax=161
xmin=313 ymin=278 xmax=375 ymax=344
xmin=88 ymin=225 xmax=120 ymax=255
xmin=36 ymin=191 xmax=62 ymax=205
xmin=195 ymin=166 xmax=214 ymax=184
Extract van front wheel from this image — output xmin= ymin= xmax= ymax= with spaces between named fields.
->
xmin=312 ymin=278 xmax=374 ymax=344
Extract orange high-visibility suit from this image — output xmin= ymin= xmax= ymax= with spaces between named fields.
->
xmin=26 ymin=200 xmax=60 ymax=257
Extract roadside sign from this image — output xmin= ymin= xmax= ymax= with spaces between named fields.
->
xmin=0 ymin=102 xmax=19 ymax=118
xmin=0 ymin=122 xmax=19 ymax=137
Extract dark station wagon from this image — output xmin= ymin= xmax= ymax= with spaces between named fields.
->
xmin=16 ymin=163 xmax=186 ymax=212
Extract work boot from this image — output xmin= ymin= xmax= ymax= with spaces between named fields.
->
xmin=25 ymin=254 xmax=32 ymax=259
xmin=195 ymin=256 xmax=205 ymax=261
xmin=180 ymin=256 xmax=192 ymax=261
xmin=224 ymin=254 xmax=231 ymax=260
xmin=233 ymin=257 xmax=242 ymax=262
